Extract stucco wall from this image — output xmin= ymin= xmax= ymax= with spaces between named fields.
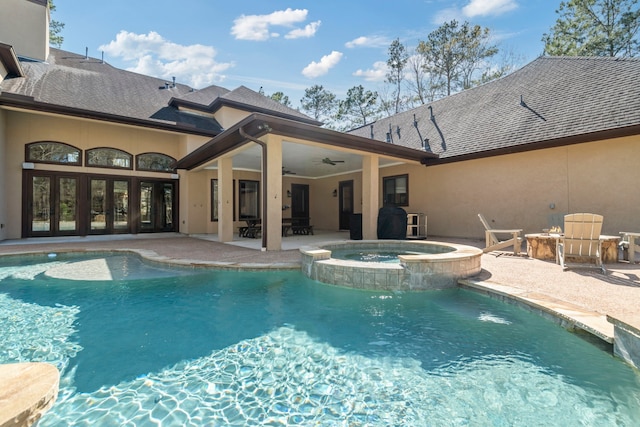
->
xmin=0 ymin=0 xmax=49 ymax=61
xmin=3 ymin=111 xmax=191 ymax=239
xmin=418 ymin=135 xmax=640 ymax=238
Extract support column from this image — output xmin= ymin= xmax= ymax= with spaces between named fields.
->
xmin=218 ymin=157 xmax=234 ymax=243
xmin=264 ymin=135 xmax=283 ymax=250
xmin=361 ymin=154 xmax=379 ymax=240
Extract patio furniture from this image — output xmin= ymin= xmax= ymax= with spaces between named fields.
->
xmin=240 ymin=218 xmax=261 ymax=238
xmin=290 ymin=217 xmax=313 ymax=235
xmin=477 ymin=213 xmax=522 ymax=255
xmin=526 ymin=233 xmax=619 ymax=264
xmin=619 ymin=232 xmax=640 ymax=263
xmin=557 ymin=213 xmax=606 ymax=273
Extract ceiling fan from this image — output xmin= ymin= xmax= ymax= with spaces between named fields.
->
xmin=320 ymin=157 xmax=345 ymax=166
xmin=282 ymin=167 xmax=296 ymax=175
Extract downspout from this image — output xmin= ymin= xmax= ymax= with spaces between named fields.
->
xmin=239 ymin=126 xmax=268 ymax=250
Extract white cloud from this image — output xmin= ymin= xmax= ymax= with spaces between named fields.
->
xmin=302 ymin=51 xmax=343 ymax=78
xmin=353 ymin=61 xmax=388 ymax=82
xmin=433 ymin=0 xmax=517 ymax=23
xmin=345 ymin=36 xmax=390 ymax=49
xmin=99 ymin=31 xmax=234 ymax=88
xmin=231 ymin=8 xmax=316 ymax=41
xmin=285 ymin=21 xmax=321 ymax=39
xmin=462 ymin=0 xmax=518 ymax=17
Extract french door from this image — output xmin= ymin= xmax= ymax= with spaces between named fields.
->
xmin=26 ymin=172 xmax=80 ymax=237
xmin=138 ymin=181 xmax=176 ymax=232
xmin=89 ymin=177 xmax=130 ymax=235
xmin=24 ymin=171 xmax=177 ymax=237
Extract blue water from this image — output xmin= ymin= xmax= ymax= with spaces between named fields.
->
xmin=330 ymin=249 xmax=424 ymax=263
xmin=1 ymin=253 xmax=639 ymax=426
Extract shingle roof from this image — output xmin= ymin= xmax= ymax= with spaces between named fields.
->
xmin=349 ymin=56 xmax=640 ymax=161
xmin=0 ymin=48 xmax=316 ymax=134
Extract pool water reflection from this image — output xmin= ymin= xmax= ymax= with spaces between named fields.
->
xmin=0 ymin=253 xmax=638 ymax=425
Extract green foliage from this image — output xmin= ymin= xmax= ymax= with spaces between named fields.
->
xmin=386 ymin=38 xmax=409 ymax=114
xmin=48 ymin=0 xmax=64 ymax=48
xmin=417 ymin=20 xmax=498 ymax=96
xmin=543 ymin=0 xmax=640 ymax=57
xmin=269 ymin=91 xmax=292 ymax=107
xmin=336 ymin=85 xmax=380 ymax=131
xmin=300 ymin=85 xmax=337 ymax=123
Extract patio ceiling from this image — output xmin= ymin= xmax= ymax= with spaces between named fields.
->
xmin=204 ymin=141 xmax=403 ymax=179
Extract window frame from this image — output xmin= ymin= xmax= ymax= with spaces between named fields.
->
xmin=86 ymin=147 xmax=133 ymax=170
xmin=25 ymin=141 xmax=82 ymax=166
xmin=382 ymin=174 xmax=409 ymax=207
xmin=238 ymin=180 xmax=260 ymax=220
xmin=136 ymin=152 xmax=176 ymax=172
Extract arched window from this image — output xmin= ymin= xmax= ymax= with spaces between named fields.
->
xmin=136 ymin=152 xmax=176 ymax=172
xmin=86 ymin=148 xmax=132 ymax=169
xmin=26 ymin=141 xmax=82 ymax=165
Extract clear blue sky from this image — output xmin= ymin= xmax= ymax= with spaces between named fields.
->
xmin=54 ymin=0 xmax=559 ymax=107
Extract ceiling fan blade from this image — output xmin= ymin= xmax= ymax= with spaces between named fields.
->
xmin=322 ymin=157 xmax=345 ymax=165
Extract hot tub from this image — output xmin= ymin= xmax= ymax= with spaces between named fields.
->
xmin=300 ymin=240 xmax=483 ymax=290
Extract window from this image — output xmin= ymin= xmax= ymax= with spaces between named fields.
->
xmin=26 ymin=141 xmax=81 ymax=165
xmin=211 ymin=179 xmax=218 ymax=221
xmin=86 ymin=148 xmax=132 ymax=169
xmin=383 ymin=174 xmax=408 ymax=206
xmin=136 ymin=153 xmax=176 ymax=172
xmin=239 ymin=180 xmax=260 ymax=219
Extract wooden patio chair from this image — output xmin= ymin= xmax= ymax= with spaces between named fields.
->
xmin=557 ymin=213 xmax=605 ymax=273
xmin=477 ymin=213 xmax=522 ymax=255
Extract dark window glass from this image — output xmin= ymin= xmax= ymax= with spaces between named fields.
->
xmin=239 ymin=180 xmax=260 ymax=219
xmin=86 ymin=148 xmax=132 ymax=169
xmin=137 ymin=153 xmax=176 ymax=172
xmin=383 ymin=174 xmax=408 ymax=206
xmin=26 ymin=141 xmax=81 ymax=165
xmin=211 ymin=179 xmax=218 ymax=221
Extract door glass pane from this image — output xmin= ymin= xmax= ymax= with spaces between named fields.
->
xmin=91 ymin=179 xmax=107 ymax=230
xmin=114 ymin=180 xmax=129 ymax=230
xmin=163 ymin=184 xmax=173 ymax=228
xmin=58 ymin=177 xmax=77 ymax=231
xmin=140 ymin=183 xmax=153 ymax=227
xmin=342 ymin=185 xmax=352 ymax=212
xmin=32 ymin=176 xmax=51 ymax=232
xmin=239 ymin=180 xmax=259 ymax=219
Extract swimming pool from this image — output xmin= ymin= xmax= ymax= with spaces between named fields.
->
xmin=1 ymin=253 xmax=639 ymax=425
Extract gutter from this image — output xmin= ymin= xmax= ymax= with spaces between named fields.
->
xmin=239 ymin=126 xmax=268 ymax=251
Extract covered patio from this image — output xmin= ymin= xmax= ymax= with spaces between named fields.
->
xmin=175 ymin=113 xmax=436 ymax=251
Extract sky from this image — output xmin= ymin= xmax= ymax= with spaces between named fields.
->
xmin=53 ymin=0 xmax=560 ymax=108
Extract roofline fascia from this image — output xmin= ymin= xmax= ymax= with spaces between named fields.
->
xmin=0 ymin=43 xmax=25 ymax=77
xmin=170 ymin=96 xmax=322 ymax=126
xmin=175 ymin=112 xmax=437 ymax=170
xmin=0 ymin=92 xmax=221 ymax=137
xmin=421 ymin=124 xmax=640 ymax=166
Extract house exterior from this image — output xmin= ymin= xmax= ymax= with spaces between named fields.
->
xmin=1 ymin=0 xmax=639 ymax=250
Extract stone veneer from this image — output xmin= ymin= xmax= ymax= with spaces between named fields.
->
xmin=300 ymin=240 xmax=483 ymax=291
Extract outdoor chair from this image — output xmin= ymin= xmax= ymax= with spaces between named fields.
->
xmin=477 ymin=213 xmax=522 ymax=255
xmin=557 ymin=213 xmax=605 ymax=273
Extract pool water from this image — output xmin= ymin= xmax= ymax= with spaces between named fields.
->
xmin=1 ymin=253 xmax=639 ymax=426
xmin=330 ymin=249 xmax=425 ymax=263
